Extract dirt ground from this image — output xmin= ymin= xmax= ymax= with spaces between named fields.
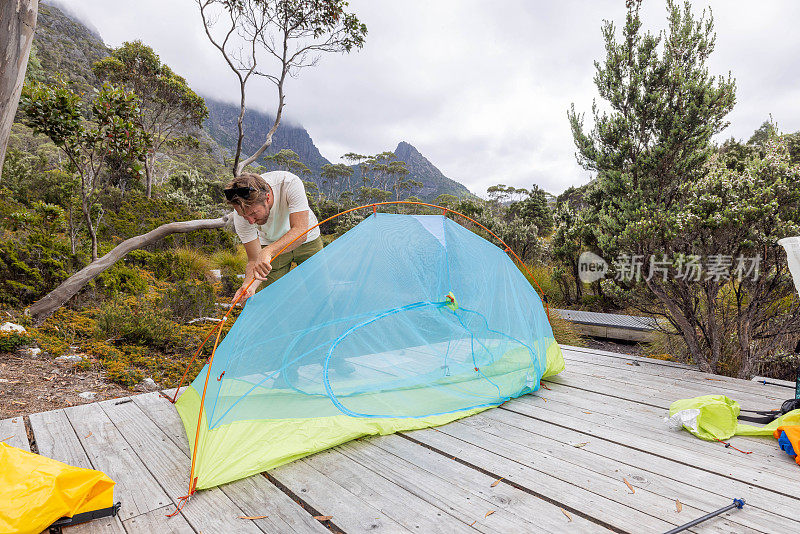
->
xmin=0 ymin=351 xmax=136 ymax=419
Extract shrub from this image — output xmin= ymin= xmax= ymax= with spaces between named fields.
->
xmin=210 ymin=247 xmax=247 ymax=274
xmin=98 ymin=190 xmax=237 ymax=253
xmin=160 ymin=279 xmax=217 ymax=322
xmin=125 ymin=249 xmax=188 ymax=281
xmin=0 ymin=331 xmax=33 ymax=352
xmin=172 ymin=247 xmax=212 ymax=280
xmin=643 ymin=328 xmax=692 ymax=365
xmin=0 ymin=203 xmax=82 ymax=306
xmin=522 ymin=263 xmax=565 ymax=307
xmin=32 ymin=331 xmax=69 ymax=356
xmin=95 ymin=299 xmax=175 ymax=350
xmin=96 ymin=264 xmax=148 ymax=296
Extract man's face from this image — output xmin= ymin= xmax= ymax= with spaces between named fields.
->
xmin=236 ymin=200 xmax=270 ymax=225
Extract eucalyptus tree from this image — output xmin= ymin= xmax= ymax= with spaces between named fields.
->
xmin=320 ymin=162 xmax=353 ymax=199
xmin=0 ymin=0 xmax=39 ymax=180
xmin=93 ymin=41 xmax=208 ymax=197
xmin=196 ymin=0 xmax=367 ymax=175
xmin=262 ymin=148 xmax=311 ymax=176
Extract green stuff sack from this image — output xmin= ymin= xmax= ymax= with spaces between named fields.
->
xmin=668 ymin=394 xmax=800 ymax=440
xmin=668 ymin=395 xmax=741 ymax=440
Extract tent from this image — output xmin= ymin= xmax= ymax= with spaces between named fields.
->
xmin=175 ymin=212 xmax=564 ymax=490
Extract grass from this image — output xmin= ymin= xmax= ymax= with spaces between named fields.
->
xmin=173 ymin=246 xmax=212 ymax=279
xmin=521 ymin=263 xmax=566 ymax=306
xmin=548 ymin=309 xmax=587 ymax=347
xmin=210 ymin=246 xmax=247 ymax=274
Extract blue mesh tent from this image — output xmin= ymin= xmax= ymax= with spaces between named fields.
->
xmin=176 ymin=213 xmax=564 ymax=489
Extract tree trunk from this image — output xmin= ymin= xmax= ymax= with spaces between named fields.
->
xmin=27 ymin=212 xmax=234 ymax=323
xmin=0 ymin=0 xmax=38 ymax=180
xmin=82 ymin=197 xmax=98 ymax=261
xmin=572 ymin=261 xmax=583 ymax=302
xmin=145 ymin=154 xmax=153 ymax=198
xmin=646 ymin=277 xmax=710 ymax=371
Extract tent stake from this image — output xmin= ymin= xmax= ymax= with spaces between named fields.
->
xmin=663 ymin=498 xmax=745 ymax=534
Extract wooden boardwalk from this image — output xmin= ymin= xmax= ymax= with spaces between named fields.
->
xmin=3 ymin=345 xmax=799 ymax=533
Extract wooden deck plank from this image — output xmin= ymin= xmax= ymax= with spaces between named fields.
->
xmin=404 ymin=427 xmax=677 ymax=532
xmin=560 ymin=354 xmax=789 ymax=405
xmin=29 ymin=408 xmax=127 ymax=534
xmin=270 ymin=458 xmax=412 ymax=533
xmin=98 ymin=396 xmax=264 ymax=534
xmin=0 ymin=415 xmax=29 ymax=450
xmin=298 ymin=446 xmax=479 ymax=533
xmin=121 ymin=505 xmax=195 ymax=534
xmin=63 ymin=402 xmax=171 ymax=520
xmin=357 ymin=434 xmax=611 ymax=533
xmin=561 ymin=348 xmax=789 ymax=403
xmin=561 ymin=344 xmax=699 ymax=370
xmin=505 ymin=394 xmax=800 ymax=499
xmin=131 ymin=392 xmax=329 ymax=534
xmin=29 ymin=408 xmax=92 ymax=469
xmin=339 ymin=440 xmax=538 ymax=534
xmin=477 ymin=408 xmax=795 ymax=533
xmin=517 ymin=379 xmax=794 ymax=471
xmin=550 ymin=364 xmax=787 ymax=427
xmin=534 ymin=377 xmax=789 ymax=455
xmin=413 ymin=418 xmax=759 ymax=534
xmin=543 ymin=367 xmax=798 ymax=460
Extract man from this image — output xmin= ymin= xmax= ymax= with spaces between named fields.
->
xmin=224 ymin=170 xmax=323 ymax=304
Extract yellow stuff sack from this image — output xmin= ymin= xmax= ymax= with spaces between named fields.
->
xmin=0 ymin=442 xmax=115 ymax=534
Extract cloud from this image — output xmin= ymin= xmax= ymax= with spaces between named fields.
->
xmin=52 ymin=0 xmax=800 ymax=196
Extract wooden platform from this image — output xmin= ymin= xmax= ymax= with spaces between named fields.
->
xmin=554 ymin=308 xmax=658 ymax=342
xmin=3 ymin=345 xmax=799 ymax=533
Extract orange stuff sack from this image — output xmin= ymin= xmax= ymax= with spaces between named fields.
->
xmin=774 ymin=425 xmax=800 ymax=466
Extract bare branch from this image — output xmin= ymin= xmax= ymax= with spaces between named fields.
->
xmin=27 ymin=212 xmax=236 ymax=323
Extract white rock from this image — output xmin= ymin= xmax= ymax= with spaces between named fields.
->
xmin=78 ymin=391 xmax=96 ymax=400
xmin=18 ymin=347 xmax=41 ymax=357
xmin=55 ymin=354 xmax=84 ymax=365
xmin=135 ymin=377 xmax=159 ymax=392
xmin=208 ymin=269 xmax=222 ymax=282
xmin=0 ymin=322 xmax=26 ymax=333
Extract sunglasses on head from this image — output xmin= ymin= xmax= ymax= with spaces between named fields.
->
xmin=224 ymin=186 xmax=256 ymax=201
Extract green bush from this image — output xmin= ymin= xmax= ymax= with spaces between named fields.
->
xmin=161 ymin=279 xmax=217 ymax=322
xmin=0 ymin=203 xmax=82 ymax=306
xmin=95 ymin=299 xmax=175 ymax=350
xmin=172 ymin=247 xmax=212 ymax=280
xmin=96 ymin=264 xmax=148 ymax=296
xmin=125 ymin=249 xmax=186 ymax=280
xmin=99 ymin=190 xmax=237 ymax=253
xmin=0 ymin=331 xmax=33 ymax=352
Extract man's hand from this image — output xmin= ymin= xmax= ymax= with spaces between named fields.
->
xmin=252 ymin=248 xmax=273 ymax=281
xmin=232 ymin=284 xmax=256 ymax=306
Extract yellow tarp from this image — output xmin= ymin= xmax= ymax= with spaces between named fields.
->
xmin=0 ymin=443 xmax=115 ymax=534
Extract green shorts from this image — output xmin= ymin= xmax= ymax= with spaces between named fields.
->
xmin=265 ymin=236 xmax=324 ymax=286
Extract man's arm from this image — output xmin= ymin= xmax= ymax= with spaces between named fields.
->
xmin=258 ymin=210 xmax=311 ymax=271
xmin=232 ymin=238 xmax=264 ymax=304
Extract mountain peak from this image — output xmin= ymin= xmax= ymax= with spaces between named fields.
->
xmin=392 ymin=142 xmax=471 ymax=199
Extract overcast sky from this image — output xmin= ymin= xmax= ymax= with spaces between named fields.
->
xmin=53 ymin=0 xmax=800 ymax=196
